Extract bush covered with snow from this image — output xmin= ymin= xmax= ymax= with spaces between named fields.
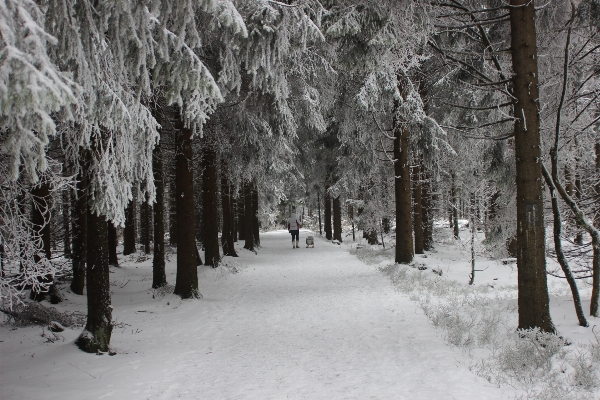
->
xmin=375 ymin=261 xmax=600 ymax=399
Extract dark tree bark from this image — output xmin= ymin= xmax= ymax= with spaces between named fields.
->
xmin=348 ymin=203 xmax=355 ymax=241
xmin=575 ymin=170 xmax=584 ymax=245
xmin=252 ymin=184 xmax=260 ymax=247
xmin=382 ymin=218 xmax=391 ymax=234
xmin=174 ymin=123 xmax=200 ymax=299
xmin=422 ymin=171 xmax=434 ymax=251
xmin=510 ymin=0 xmax=554 ymax=332
xmin=237 ymin=191 xmax=245 ymax=241
xmin=141 ymin=191 xmax=152 ymax=255
xmin=76 ymin=134 xmax=112 ymax=353
xmin=107 ymin=222 xmax=119 ymax=267
xmin=30 ymin=179 xmax=58 ymax=302
xmin=152 ymin=142 xmax=167 ymax=288
xmin=487 ymin=191 xmax=501 ymax=240
xmin=202 ymin=142 xmax=220 ymax=267
xmin=31 ymin=181 xmax=51 ymax=261
xmin=122 ymin=189 xmax=137 ymax=256
xmin=75 ymin=210 xmax=112 ymax=352
xmin=243 ymin=181 xmax=254 ymax=251
xmin=333 ymin=196 xmax=342 ymax=242
xmin=412 ymin=163 xmax=424 ymax=254
xmin=324 ymin=184 xmax=332 ymax=240
xmin=317 ymin=191 xmax=322 ymax=235
xmin=71 ymin=152 xmax=88 ymax=296
xmin=448 ymin=193 xmax=453 ymax=228
xmin=365 ymin=229 xmax=378 ymax=245
xmin=169 ymin=178 xmax=177 ymax=246
xmin=565 ymin=165 xmax=574 ymax=197
xmin=596 ymin=142 xmax=600 ymax=229
xmin=451 ymin=173 xmax=459 ymax=239
xmin=232 ymin=197 xmax=238 ymax=242
xmin=63 ymin=189 xmax=71 ymax=258
xmin=221 ymin=161 xmax=238 ymax=257
xmin=393 ymin=80 xmax=414 ymax=264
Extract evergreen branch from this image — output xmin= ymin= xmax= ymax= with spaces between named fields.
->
xmin=266 ymin=0 xmax=307 ymax=8
xmin=442 ymin=101 xmax=512 ymax=110
xmin=434 ymin=14 xmax=509 ymax=30
xmin=461 ymin=79 xmax=511 ymax=87
xmin=434 ymin=4 xmax=508 ymax=18
xmin=445 ymin=130 xmax=514 ymax=140
xmin=428 ymin=40 xmax=494 ymax=83
xmin=441 ymin=118 xmax=514 ymax=131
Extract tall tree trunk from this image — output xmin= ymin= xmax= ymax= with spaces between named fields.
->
xmin=243 ymin=181 xmax=254 ymax=251
xmin=317 ymin=191 xmax=322 ymax=235
xmin=252 ymin=184 xmax=260 ymax=247
xmin=202 ymin=142 xmax=220 ymax=267
xmin=596 ymin=142 xmax=600 ymax=229
xmin=393 ymin=80 xmax=414 ymax=264
xmin=412 ymin=162 xmax=424 ymax=254
xmin=71 ymin=152 xmax=88 ymax=296
xmin=565 ymin=165 xmax=574 ymax=197
xmin=333 ymin=196 xmax=342 ymax=242
xmin=141 ymin=191 xmax=152 ymax=254
xmin=76 ymin=209 xmax=112 ymax=352
xmin=487 ymin=190 xmax=501 ymax=240
xmin=107 ymin=222 xmax=119 ymax=267
xmin=422 ymin=170 xmax=433 ymax=251
xmin=123 ymin=189 xmax=137 ymax=255
xmin=510 ymin=0 xmax=554 ymax=332
xmin=153 ymin=142 xmax=167 ymax=288
xmin=30 ymin=179 xmax=56 ymax=302
xmin=169 ymin=177 xmax=177 ymax=246
xmin=221 ymin=161 xmax=238 ymax=257
xmin=63 ymin=189 xmax=71 ymax=258
xmin=451 ymin=173 xmax=459 ymax=239
xmin=174 ymin=123 xmax=200 ymax=299
xmin=232 ymin=197 xmax=238 ymax=243
xmin=575 ymin=169 xmax=583 ymax=245
xmin=237 ymin=191 xmax=245 ymax=241
xmin=348 ymin=203 xmax=355 ymax=241
xmin=324 ymin=184 xmax=332 ymax=240
xmin=76 ymin=134 xmax=112 ymax=353
xmin=31 ymin=181 xmax=51 ymax=261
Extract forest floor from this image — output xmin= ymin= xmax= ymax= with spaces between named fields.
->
xmin=1 ymin=227 xmax=599 ymax=399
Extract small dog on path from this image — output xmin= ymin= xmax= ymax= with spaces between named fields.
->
xmin=306 ymin=236 xmax=314 ymax=248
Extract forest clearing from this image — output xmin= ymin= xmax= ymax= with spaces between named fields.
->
xmin=1 ymin=0 xmax=600 ymax=398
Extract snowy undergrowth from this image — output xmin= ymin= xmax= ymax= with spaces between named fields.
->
xmin=375 ymin=263 xmax=600 ymax=400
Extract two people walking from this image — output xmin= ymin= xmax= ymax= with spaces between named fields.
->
xmin=288 ymin=213 xmax=302 ymax=249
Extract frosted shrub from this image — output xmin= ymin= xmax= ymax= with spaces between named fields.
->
xmin=588 ymin=343 xmax=600 ymax=363
xmin=494 ymin=329 xmax=565 ymax=384
xmin=372 ymin=261 xmax=600 ymax=397
xmin=570 ymin=351 xmax=599 ymax=390
xmin=477 ymin=310 xmax=504 ymax=347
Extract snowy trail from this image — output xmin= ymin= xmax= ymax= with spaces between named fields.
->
xmin=1 ymin=230 xmax=507 ymax=399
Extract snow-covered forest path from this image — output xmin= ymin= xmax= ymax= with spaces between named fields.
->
xmin=1 ymin=230 xmax=507 ymax=399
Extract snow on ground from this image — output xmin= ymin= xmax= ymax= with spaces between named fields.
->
xmin=0 ymin=229 xmax=512 ymax=400
xmin=2 ymin=226 xmax=599 ymax=399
